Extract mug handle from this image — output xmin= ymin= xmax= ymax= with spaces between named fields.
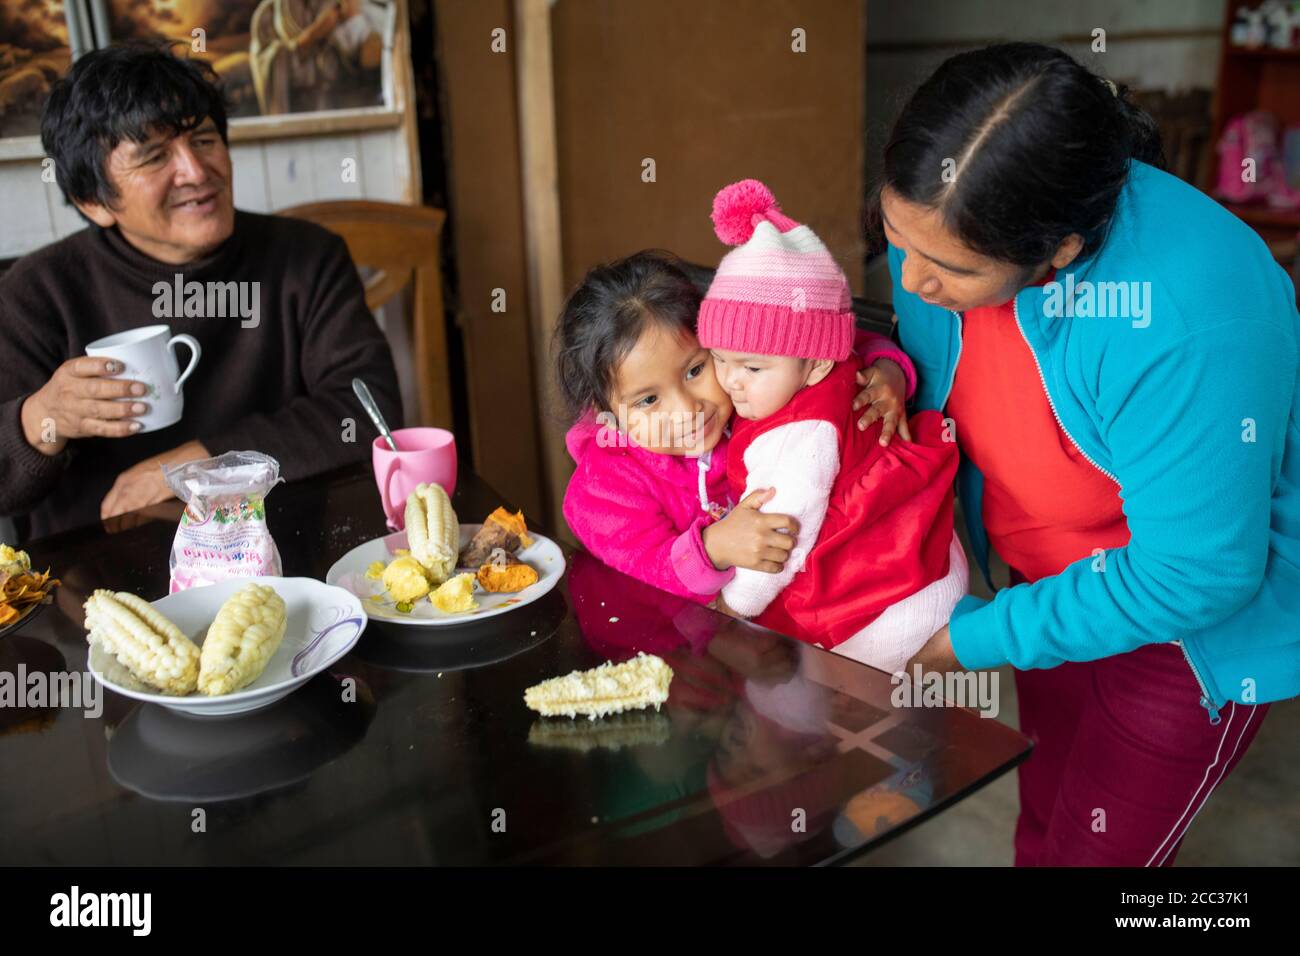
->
xmin=380 ymin=457 xmax=402 ymax=529
xmin=167 ymin=334 xmax=202 ymax=394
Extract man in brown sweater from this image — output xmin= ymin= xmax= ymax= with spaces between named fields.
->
xmin=0 ymin=44 xmax=402 ymax=541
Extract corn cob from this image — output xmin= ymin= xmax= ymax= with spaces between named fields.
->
xmin=524 ymin=652 xmax=673 ymax=720
xmin=404 ymin=482 xmax=458 ymax=584
xmin=83 ymin=589 xmax=200 ymax=695
xmin=198 ymin=583 xmax=287 ymax=696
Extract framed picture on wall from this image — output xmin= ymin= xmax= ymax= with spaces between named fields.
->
xmin=0 ymin=0 xmax=80 ymax=141
xmin=95 ymin=0 xmax=402 ymax=131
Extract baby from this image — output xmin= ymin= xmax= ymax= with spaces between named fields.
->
xmin=697 ymin=180 xmax=968 ymax=673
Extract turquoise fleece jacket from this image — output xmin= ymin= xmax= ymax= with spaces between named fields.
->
xmin=888 ymin=161 xmax=1300 ymax=722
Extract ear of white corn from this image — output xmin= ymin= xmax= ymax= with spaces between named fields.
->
xmin=83 ymin=589 xmax=200 ymax=696
xmin=524 ymin=652 xmax=673 ymax=720
xmin=404 ymin=482 xmax=458 ymax=584
xmin=198 ymin=583 xmax=287 ymax=696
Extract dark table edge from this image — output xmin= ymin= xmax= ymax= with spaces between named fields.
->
xmin=820 ymin=740 xmax=1035 ymax=867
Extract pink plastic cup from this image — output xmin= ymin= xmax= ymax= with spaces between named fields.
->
xmin=372 ymin=428 xmax=457 ymax=530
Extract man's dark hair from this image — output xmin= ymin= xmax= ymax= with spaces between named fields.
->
xmin=41 ymin=41 xmax=229 ymax=209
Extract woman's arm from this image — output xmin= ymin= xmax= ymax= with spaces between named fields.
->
xmin=949 ymin=321 xmax=1292 ymax=671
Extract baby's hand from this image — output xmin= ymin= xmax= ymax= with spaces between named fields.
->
xmin=854 ymin=358 xmax=912 ymax=446
xmin=702 ymin=488 xmax=800 ymax=574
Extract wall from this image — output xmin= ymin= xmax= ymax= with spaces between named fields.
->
xmin=553 ymin=0 xmax=867 ymax=295
xmin=0 ymin=125 xmax=415 ymax=259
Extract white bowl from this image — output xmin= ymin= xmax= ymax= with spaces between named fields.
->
xmin=88 ymin=576 xmax=367 ymax=717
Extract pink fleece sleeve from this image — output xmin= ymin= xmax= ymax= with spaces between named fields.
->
xmin=563 ymin=460 xmax=734 ymax=604
xmin=854 ymin=328 xmax=917 ymax=401
xmin=671 ymin=515 xmax=737 ymax=595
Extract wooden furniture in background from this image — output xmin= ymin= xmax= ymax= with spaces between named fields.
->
xmin=434 ymin=0 xmax=547 ymax=526
xmin=278 ymin=199 xmax=453 ymax=429
xmin=514 ymin=0 xmax=570 ymax=539
xmin=1210 ymin=0 xmax=1300 ymax=245
xmin=1130 ymin=88 xmax=1214 ymax=187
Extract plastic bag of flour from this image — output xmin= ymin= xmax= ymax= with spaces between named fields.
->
xmin=162 ymin=451 xmax=284 ymax=593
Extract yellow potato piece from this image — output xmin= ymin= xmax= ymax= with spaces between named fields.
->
xmin=430 ymin=572 xmax=478 ymax=614
xmin=382 ymin=556 xmax=431 ymax=603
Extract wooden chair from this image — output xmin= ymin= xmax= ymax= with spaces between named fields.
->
xmin=277 ymin=200 xmax=452 ymax=428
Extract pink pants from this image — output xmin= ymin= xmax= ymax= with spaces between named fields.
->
xmin=1010 ymin=574 xmax=1270 ymax=866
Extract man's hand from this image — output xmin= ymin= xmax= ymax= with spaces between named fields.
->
xmin=101 ymin=439 xmax=210 ymax=522
xmin=854 ymin=358 xmax=912 ymax=446
xmin=702 ymin=487 xmax=800 ymax=573
xmin=20 ymin=357 xmax=151 ymax=456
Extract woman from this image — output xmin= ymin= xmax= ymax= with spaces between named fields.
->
xmin=874 ymin=43 xmax=1299 ymax=865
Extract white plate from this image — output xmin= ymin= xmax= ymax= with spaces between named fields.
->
xmin=87 ymin=576 xmax=367 ymax=717
xmin=326 ymin=524 xmax=565 ymax=626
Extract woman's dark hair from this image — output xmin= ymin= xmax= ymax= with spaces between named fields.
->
xmin=553 ymin=250 xmax=703 ymax=419
xmin=41 ymin=41 xmax=228 ymax=209
xmin=869 ymin=42 xmax=1164 ymax=265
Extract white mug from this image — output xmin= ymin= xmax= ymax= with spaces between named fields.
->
xmin=85 ymin=324 xmax=201 ymax=433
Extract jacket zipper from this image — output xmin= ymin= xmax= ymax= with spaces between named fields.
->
xmin=1172 ymin=639 xmax=1223 ymax=724
xmin=1010 ymin=299 xmax=1120 ymax=483
xmin=981 ymin=299 xmax=1221 ymax=723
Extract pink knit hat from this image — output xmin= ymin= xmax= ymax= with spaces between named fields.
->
xmin=697 ymin=179 xmax=854 ymax=361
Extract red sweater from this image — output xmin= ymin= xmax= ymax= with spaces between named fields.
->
xmin=946 ymin=288 xmax=1129 ymax=582
xmin=726 ymin=360 xmax=958 ymax=647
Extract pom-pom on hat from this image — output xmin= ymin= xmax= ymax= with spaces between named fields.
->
xmin=697 ymin=179 xmax=854 ymax=361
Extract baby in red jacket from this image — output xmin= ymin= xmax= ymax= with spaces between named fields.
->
xmin=698 ymin=180 xmax=968 ymax=673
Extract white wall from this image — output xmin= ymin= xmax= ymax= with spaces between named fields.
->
xmin=0 ymin=126 xmax=413 ymax=259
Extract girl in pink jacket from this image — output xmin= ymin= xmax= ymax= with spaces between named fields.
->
xmin=556 ymin=250 xmax=914 ymax=605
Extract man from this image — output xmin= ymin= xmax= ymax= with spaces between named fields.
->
xmin=0 ymin=43 xmax=403 ymax=540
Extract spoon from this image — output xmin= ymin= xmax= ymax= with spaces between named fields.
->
xmin=352 ymin=377 xmax=398 ymax=451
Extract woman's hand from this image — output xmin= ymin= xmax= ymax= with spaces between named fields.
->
xmin=711 ymin=593 xmax=745 ymax=618
xmin=854 ymin=358 xmax=912 ymax=445
xmin=702 ymin=487 xmax=801 ymax=573
xmin=906 ymin=623 xmax=960 ymax=676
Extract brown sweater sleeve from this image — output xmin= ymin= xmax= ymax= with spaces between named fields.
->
xmin=0 ymin=270 xmax=73 ymax=517
xmin=195 ymin=232 xmax=404 ymax=479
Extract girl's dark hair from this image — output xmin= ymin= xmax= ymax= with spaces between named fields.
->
xmin=553 ymin=250 xmax=702 ymax=419
xmin=869 ymin=42 xmax=1164 ymax=266
xmin=41 ymin=41 xmax=228 ymax=210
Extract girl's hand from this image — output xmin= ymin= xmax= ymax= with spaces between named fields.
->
xmin=854 ymin=358 xmax=912 ymax=445
xmin=702 ymin=488 xmax=801 ymax=573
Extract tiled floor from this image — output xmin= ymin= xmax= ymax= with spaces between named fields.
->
xmin=851 ymin=508 xmax=1299 ymax=866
